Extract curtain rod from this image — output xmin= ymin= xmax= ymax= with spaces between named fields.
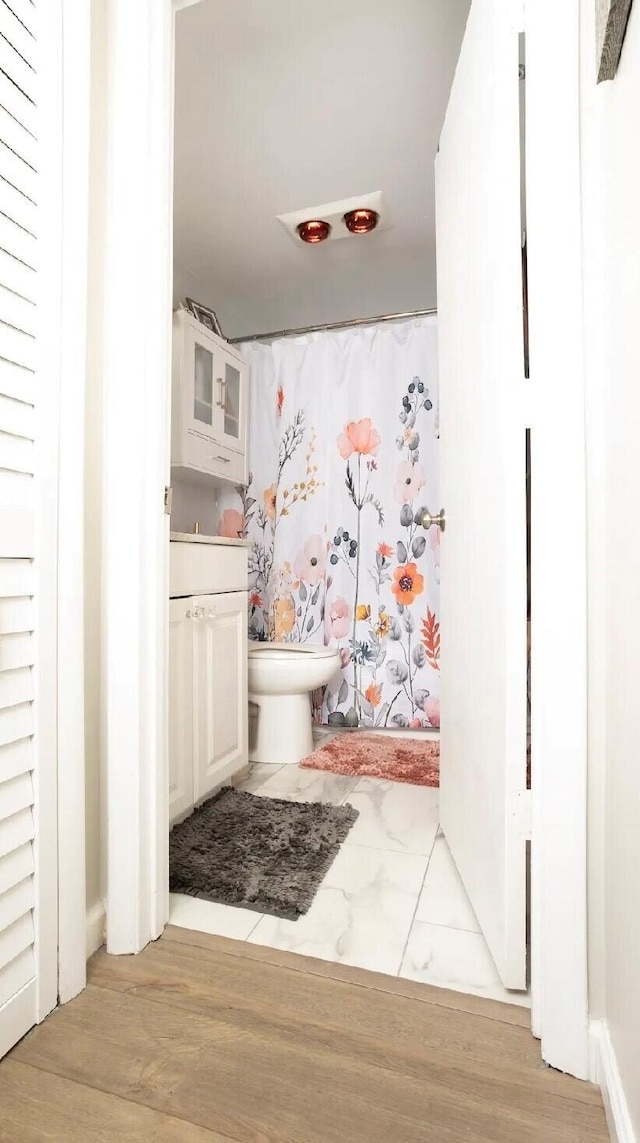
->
xmin=228 ymin=307 xmax=437 ymax=344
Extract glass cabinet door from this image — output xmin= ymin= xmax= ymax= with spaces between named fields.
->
xmin=221 ymin=360 xmax=241 ymax=443
xmin=193 ymin=340 xmax=214 ymax=428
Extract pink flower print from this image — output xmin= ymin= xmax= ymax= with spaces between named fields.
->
xmin=325 ymin=596 xmax=351 ymax=640
xmin=425 ymin=696 xmax=440 ymax=728
xmin=217 ymin=507 xmax=244 ymax=538
xmin=293 ymin=534 xmax=326 ymax=585
xmin=337 ymin=418 xmax=381 ymax=460
xmin=339 ymin=647 xmax=352 ymax=669
xmin=394 ymin=460 xmax=426 ymax=504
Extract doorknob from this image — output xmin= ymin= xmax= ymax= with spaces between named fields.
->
xmin=419 ymin=508 xmax=446 ymax=532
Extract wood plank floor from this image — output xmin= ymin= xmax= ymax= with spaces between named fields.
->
xmin=1 ymin=927 xmax=608 ymax=1142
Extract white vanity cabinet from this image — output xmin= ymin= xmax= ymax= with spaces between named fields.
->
xmin=171 ymin=308 xmax=249 ymax=487
xmin=169 ymin=597 xmax=196 ymax=822
xmin=192 ymin=592 xmax=247 ymax=804
xmin=169 ymin=538 xmax=249 ymax=826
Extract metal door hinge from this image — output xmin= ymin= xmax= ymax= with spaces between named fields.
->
xmin=164 ymin=485 xmax=173 ymax=515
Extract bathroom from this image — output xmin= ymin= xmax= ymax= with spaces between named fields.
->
xmin=166 ymin=0 xmax=530 ymax=1007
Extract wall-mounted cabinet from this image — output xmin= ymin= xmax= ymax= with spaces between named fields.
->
xmin=171 ymin=308 xmax=249 ymax=486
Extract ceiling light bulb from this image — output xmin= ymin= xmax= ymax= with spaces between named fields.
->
xmin=297 ymin=219 xmax=331 ymax=244
xmin=343 ymin=208 xmax=379 ymax=235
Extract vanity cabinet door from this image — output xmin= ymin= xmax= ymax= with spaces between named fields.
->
xmin=192 ymin=591 xmax=248 ymax=803
xmin=169 ymin=598 xmax=195 ymax=825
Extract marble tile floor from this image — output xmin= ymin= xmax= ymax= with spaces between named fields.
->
xmin=169 ymin=752 xmax=531 ymax=1008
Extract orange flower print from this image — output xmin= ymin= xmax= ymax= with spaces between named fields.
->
xmin=274 ymin=594 xmax=295 ymax=639
xmin=391 ymin=562 xmax=425 ymax=606
xmin=375 ymin=610 xmax=392 ymax=639
xmin=365 ymin=682 xmax=383 ymax=708
xmin=377 ymin=541 xmax=394 ymax=559
xmin=263 ymin=482 xmax=277 ymax=521
xmin=337 ymin=417 xmax=381 ymax=460
xmin=356 ymin=603 xmax=371 ymax=621
xmin=249 ymin=591 xmax=262 ymax=608
xmin=217 ymin=507 xmax=244 ymax=538
xmin=276 ymin=385 xmax=285 ymax=417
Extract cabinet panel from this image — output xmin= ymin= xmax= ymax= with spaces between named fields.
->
xmin=192 ymin=591 xmax=248 ymax=803
xmin=169 ymin=599 xmax=194 ymax=825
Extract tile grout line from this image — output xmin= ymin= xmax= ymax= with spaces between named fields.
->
xmin=244 ymin=912 xmax=266 ymax=942
xmin=396 ymin=818 xmax=440 ymax=978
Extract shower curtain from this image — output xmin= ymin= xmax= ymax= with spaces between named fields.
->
xmin=217 ymin=316 xmax=440 ymax=730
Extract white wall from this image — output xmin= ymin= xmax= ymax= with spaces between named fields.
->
xmin=173 ymin=260 xmax=208 ymax=311
xmin=170 ymin=475 xmax=220 ymax=536
xmin=583 ymin=0 xmax=640 ymax=1132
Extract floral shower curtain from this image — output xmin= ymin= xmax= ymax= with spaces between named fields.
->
xmin=217 ymin=316 xmax=441 ymax=730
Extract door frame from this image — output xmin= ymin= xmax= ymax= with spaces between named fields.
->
xmin=101 ymin=0 xmax=590 ymax=1078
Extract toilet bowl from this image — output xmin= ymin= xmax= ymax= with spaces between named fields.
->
xmin=248 ymin=642 xmax=341 ymax=764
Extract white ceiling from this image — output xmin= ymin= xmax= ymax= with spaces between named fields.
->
xmin=173 ymin=0 xmax=470 ymax=338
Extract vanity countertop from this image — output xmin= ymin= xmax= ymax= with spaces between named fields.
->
xmin=170 ymin=531 xmax=251 ymax=549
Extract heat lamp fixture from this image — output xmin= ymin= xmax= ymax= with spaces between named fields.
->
xmin=278 ymin=192 xmax=389 ymax=246
xmin=343 ymin=208 xmax=379 ymax=234
xmin=296 ymin=207 xmax=379 ymax=243
xmin=297 ymin=219 xmax=332 ymax=244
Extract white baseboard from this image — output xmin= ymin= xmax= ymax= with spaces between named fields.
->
xmin=85 ymin=901 xmax=106 ymax=959
xmin=590 ymin=1019 xmax=637 ymax=1142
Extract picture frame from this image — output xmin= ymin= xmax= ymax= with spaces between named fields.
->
xmin=185 ymin=297 xmax=223 ymax=338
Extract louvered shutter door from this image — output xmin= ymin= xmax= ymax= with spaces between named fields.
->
xmin=0 ymin=0 xmax=57 ymax=1056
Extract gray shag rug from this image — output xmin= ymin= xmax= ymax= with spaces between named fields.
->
xmin=169 ymin=786 xmax=359 ymax=920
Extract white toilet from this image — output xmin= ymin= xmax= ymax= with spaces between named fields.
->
xmin=248 ymin=642 xmax=341 ymax=764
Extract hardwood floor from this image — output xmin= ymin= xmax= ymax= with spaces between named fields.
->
xmin=1 ymin=927 xmax=608 ymax=1142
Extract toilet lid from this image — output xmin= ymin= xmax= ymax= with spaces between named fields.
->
xmin=248 ymin=641 xmax=339 ymax=660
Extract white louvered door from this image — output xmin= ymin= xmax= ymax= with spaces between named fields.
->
xmin=0 ymin=0 xmax=60 ymax=1056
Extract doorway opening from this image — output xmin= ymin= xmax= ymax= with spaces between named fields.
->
xmin=165 ymin=0 xmax=532 ymax=1012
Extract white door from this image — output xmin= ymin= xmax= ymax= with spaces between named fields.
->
xmin=193 ymin=592 xmax=248 ymax=802
xmin=169 ymin=599 xmax=194 ymax=825
xmin=435 ymin=0 xmax=528 ymax=989
xmin=0 ymin=2 xmax=59 ymax=1054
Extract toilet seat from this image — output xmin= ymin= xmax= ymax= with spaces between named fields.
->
xmin=248 ymin=641 xmax=338 ymax=660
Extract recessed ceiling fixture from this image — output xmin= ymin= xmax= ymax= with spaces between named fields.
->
xmin=297 ymin=219 xmax=331 ymax=244
xmin=277 ymin=191 xmax=391 ymax=246
xmin=343 ymin=208 xmax=379 ymax=235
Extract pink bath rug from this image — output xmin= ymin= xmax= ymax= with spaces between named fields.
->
xmin=300 ymin=733 xmax=439 ymax=787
